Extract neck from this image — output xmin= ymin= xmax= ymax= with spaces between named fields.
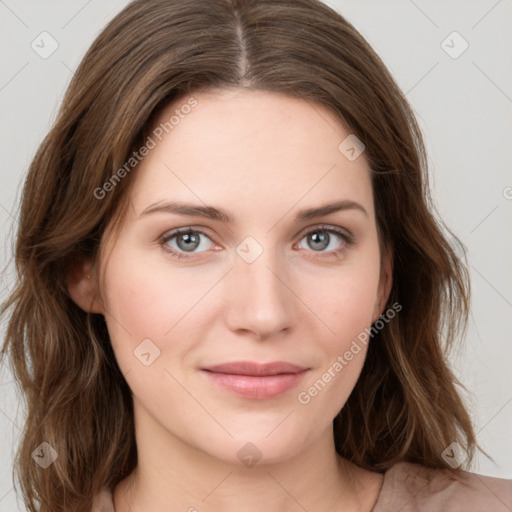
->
xmin=113 ymin=403 xmax=382 ymax=512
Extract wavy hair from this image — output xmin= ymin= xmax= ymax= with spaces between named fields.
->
xmin=1 ymin=0 xmax=487 ymax=510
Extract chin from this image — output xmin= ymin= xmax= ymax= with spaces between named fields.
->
xmin=197 ymin=427 xmax=311 ymax=468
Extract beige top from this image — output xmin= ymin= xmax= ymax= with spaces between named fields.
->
xmin=92 ymin=461 xmax=512 ymax=511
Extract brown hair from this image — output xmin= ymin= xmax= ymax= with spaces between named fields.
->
xmin=1 ymin=0 xmax=488 ymax=510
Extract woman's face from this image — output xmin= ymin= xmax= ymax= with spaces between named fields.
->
xmin=94 ymin=88 xmax=391 ymax=465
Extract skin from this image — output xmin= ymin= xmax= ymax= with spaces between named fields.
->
xmin=69 ymin=88 xmax=393 ymax=511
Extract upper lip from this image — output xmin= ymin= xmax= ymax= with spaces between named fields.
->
xmin=201 ymin=361 xmax=308 ymax=376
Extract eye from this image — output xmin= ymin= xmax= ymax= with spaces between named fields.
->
xmin=296 ymin=226 xmax=354 ymax=257
xmin=160 ymin=228 xmax=214 ymax=259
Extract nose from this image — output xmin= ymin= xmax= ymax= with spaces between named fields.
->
xmin=224 ymin=245 xmax=296 ymax=341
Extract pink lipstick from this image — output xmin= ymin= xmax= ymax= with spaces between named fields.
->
xmin=200 ymin=361 xmax=309 ymax=400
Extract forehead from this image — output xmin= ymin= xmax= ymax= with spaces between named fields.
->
xmin=129 ymin=88 xmax=374 ymax=222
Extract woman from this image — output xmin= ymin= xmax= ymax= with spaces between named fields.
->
xmin=1 ymin=0 xmax=511 ymax=511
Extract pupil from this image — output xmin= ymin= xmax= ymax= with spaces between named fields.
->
xmin=179 ymin=233 xmax=199 ymax=251
xmin=310 ymin=231 xmax=328 ymax=250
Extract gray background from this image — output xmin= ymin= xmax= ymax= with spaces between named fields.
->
xmin=1 ymin=0 xmax=511 ymax=509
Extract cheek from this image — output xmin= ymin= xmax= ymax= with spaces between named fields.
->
xmin=301 ymin=254 xmax=382 ymax=347
xmin=294 ymin=250 xmax=381 ymax=404
xmin=308 ymin=279 xmax=374 ymax=383
xmin=295 ymin=274 xmax=378 ymax=419
xmin=102 ymin=243 xmax=214 ymax=337
xmin=100 ymin=247 xmax=200 ymax=375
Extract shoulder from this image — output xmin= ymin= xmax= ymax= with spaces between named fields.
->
xmin=373 ymin=461 xmax=512 ymax=512
xmin=92 ymin=486 xmax=115 ymax=512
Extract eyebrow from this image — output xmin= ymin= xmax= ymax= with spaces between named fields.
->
xmin=139 ymin=199 xmax=368 ymax=223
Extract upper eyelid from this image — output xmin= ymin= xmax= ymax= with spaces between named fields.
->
xmin=297 ymin=224 xmax=352 ymax=238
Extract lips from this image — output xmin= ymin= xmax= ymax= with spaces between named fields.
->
xmin=202 ymin=361 xmax=308 ymax=376
xmin=200 ymin=361 xmax=309 ymax=400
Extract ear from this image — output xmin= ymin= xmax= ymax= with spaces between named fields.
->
xmin=372 ymin=245 xmax=393 ymax=323
xmin=67 ymin=258 xmax=105 ymax=314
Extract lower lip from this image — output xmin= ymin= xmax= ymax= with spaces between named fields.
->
xmin=200 ymin=370 xmax=308 ymax=400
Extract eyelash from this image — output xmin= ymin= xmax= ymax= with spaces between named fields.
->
xmin=159 ymin=225 xmax=355 ymax=261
